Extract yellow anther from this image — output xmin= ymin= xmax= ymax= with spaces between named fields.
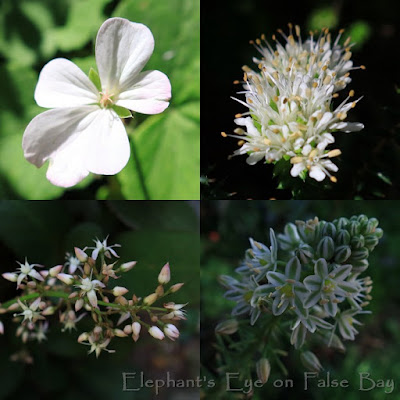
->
xmin=349 ymin=89 xmax=355 ymax=97
xmin=233 ymin=80 xmax=240 ymax=84
xmin=290 ymin=157 xmax=303 ymax=164
xmin=327 ymin=149 xmax=342 ymax=158
xmin=238 ymin=140 xmax=245 ymax=146
xmin=235 ymin=113 xmax=242 ymax=118
xmin=221 ymin=132 xmax=227 ymax=137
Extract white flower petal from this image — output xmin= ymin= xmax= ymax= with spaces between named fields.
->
xmin=309 ymin=165 xmax=326 ymax=181
xmin=87 ymin=290 xmax=98 ymax=308
xmin=84 ymin=109 xmax=130 ymax=175
xmin=116 ymin=70 xmax=171 ymax=114
xmin=95 ymin=18 xmax=154 ymax=93
xmin=22 ymin=107 xmax=98 ymax=187
xmin=246 ymin=152 xmax=265 ymax=165
xmin=35 ymin=58 xmax=99 ymax=108
xmin=290 ymin=162 xmax=305 ymax=177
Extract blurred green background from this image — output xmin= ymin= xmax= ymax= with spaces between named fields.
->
xmin=201 ymin=0 xmax=400 ymax=199
xmin=0 ymin=200 xmax=199 ymax=400
xmin=0 ymin=0 xmax=199 ymax=200
xmin=201 ymin=200 xmax=400 ymax=399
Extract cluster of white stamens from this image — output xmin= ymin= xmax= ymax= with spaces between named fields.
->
xmin=223 ymin=24 xmax=365 ymax=182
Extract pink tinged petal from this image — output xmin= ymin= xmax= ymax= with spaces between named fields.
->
xmin=0 ymin=321 xmax=4 ymax=334
xmin=30 ymin=297 xmax=41 ymax=311
xmin=28 ymin=269 xmax=44 ymax=281
xmin=2 ymin=273 xmax=18 ymax=282
xmin=116 ymin=70 xmax=171 ymax=114
xmin=84 ymin=109 xmax=130 ymax=175
xmin=22 ymin=106 xmax=99 ymax=186
xmin=92 ymin=248 xmax=100 ymax=260
xmin=95 ymin=18 xmax=155 ymax=93
xmin=17 ymin=273 xmax=26 ymax=287
xmin=87 ymin=289 xmax=98 ymax=308
xmin=35 ymin=58 xmax=99 ymax=108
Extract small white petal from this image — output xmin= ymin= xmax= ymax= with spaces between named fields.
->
xmin=309 ymin=165 xmax=326 ymax=181
xmin=117 ymin=70 xmax=171 ymax=114
xmin=246 ymin=152 xmax=265 ymax=165
xmin=290 ymin=162 xmax=305 ymax=177
xmin=96 ymin=18 xmax=154 ymax=93
xmin=35 ymin=58 xmax=99 ymax=108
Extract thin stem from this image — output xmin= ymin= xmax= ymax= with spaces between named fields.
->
xmin=131 ymin=139 xmax=150 ymax=200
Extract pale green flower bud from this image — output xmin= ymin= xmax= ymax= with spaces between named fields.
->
xmin=300 ymin=351 xmax=323 ymax=372
xmin=317 ymin=236 xmax=335 ymax=260
xmin=334 ymin=245 xmax=351 ymax=263
xmin=215 ymin=319 xmax=239 ymax=335
xmin=256 ymin=358 xmax=271 ymax=384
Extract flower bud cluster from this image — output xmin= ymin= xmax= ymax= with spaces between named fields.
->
xmin=1 ymin=237 xmax=186 ymax=359
xmin=224 ymin=24 xmax=365 ymax=182
xmin=221 ymin=215 xmax=383 ymax=355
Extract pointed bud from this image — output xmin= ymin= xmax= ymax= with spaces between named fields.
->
xmin=0 ymin=321 xmax=4 ymax=334
xmin=112 ymin=286 xmax=129 ymax=296
xmin=123 ymin=324 xmax=132 ymax=335
xmin=42 ymin=306 xmax=55 ymax=316
xmin=132 ymin=322 xmax=141 ymax=342
xmin=158 ymin=262 xmax=171 ymax=284
xmin=2 ymin=273 xmax=18 ymax=282
xmin=148 ymin=326 xmax=164 ymax=340
xmin=164 ymin=324 xmax=179 ymax=341
xmin=120 ymin=261 xmax=137 ymax=272
xmin=155 ymin=285 xmax=164 ymax=296
xmin=143 ymin=293 xmax=158 ymax=306
xmin=75 ymin=298 xmax=84 ymax=312
xmin=77 ymin=332 xmax=89 ymax=343
xmin=114 ymin=329 xmax=127 ymax=337
xmin=74 ymin=247 xmax=88 ymax=262
xmin=256 ymin=358 xmax=271 ymax=384
xmin=300 ymin=351 xmax=323 ymax=372
xmin=57 ymin=273 xmax=74 ymax=285
xmin=215 ymin=319 xmax=239 ymax=335
xmin=49 ymin=265 xmax=63 ymax=277
xmin=169 ymin=283 xmax=184 ymax=293
xmin=115 ymin=296 xmax=128 ymax=305
xmin=40 ymin=270 xmax=49 ymax=278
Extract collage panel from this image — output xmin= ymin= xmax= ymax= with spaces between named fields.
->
xmin=0 ymin=0 xmax=199 ymax=200
xmin=201 ymin=200 xmax=399 ymax=399
xmin=201 ymin=0 xmax=399 ymax=199
xmin=0 ymin=200 xmax=200 ymax=400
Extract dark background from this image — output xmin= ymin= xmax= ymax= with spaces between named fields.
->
xmin=201 ymin=0 xmax=400 ymax=199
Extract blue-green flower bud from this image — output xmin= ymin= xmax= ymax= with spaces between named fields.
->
xmin=317 ymin=236 xmax=335 ymax=260
xmin=365 ymin=218 xmax=379 ymax=234
xmin=334 ymin=245 xmax=352 ymax=263
xmin=364 ymin=235 xmax=379 ymax=250
xmin=322 ymin=222 xmax=336 ymax=238
xmin=215 ymin=319 xmax=239 ymax=335
xmin=350 ymin=247 xmax=369 ymax=260
xmin=335 ymin=217 xmax=349 ymax=230
xmin=348 ymin=221 xmax=360 ymax=236
xmin=351 ymin=235 xmax=365 ymax=249
xmin=300 ymin=351 xmax=323 ymax=372
xmin=336 ymin=229 xmax=350 ymax=245
xmin=351 ymin=259 xmax=369 ymax=272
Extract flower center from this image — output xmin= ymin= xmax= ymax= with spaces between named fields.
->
xmin=280 ymin=284 xmax=294 ymax=298
xmin=323 ymin=279 xmax=336 ymax=293
xmin=99 ymin=92 xmax=114 ymax=108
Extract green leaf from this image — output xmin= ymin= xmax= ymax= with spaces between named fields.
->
xmin=118 ymin=102 xmax=199 ymax=199
xmin=112 ymin=105 xmax=131 ymax=119
xmin=88 ymin=67 xmax=101 ymax=92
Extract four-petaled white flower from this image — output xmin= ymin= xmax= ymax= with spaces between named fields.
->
xmin=23 ymin=17 xmax=171 ymax=187
xmin=76 ymin=277 xmax=105 ymax=308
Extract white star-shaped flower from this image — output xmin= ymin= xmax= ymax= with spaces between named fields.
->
xmin=23 ymin=17 xmax=171 ymax=187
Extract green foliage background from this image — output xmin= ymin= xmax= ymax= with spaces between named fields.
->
xmin=0 ymin=0 xmax=199 ymax=200
xmin=0 ymin=200 xmax=200 ymax=400
xmin=201 ymin=200 xmax=400 ymax=399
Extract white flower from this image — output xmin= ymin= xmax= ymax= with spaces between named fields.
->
xmin=15 ymin=298 xmax=45 ymax=323
xmin=76 ymin=277 xmax=105 ymax=308
xmin=7 ymin=259 xmax=44 ymax=287
xmin=23 ymin=17 xmax=171 ymax=187
xmin=87 ymin=337 xmax=115 ymax=358
xmin=89 ymin=237 xmax=121 ymax=260
xmin=225 ymin=25 xmax=364 ymax=182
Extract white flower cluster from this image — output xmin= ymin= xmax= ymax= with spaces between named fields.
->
xmin=221 ymin=215 xmax=383 ymax=351
xmin=224 ymin=24 xmax=365 ymax=182
xmin=1 ymin=238 xmax=186 ymax=359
